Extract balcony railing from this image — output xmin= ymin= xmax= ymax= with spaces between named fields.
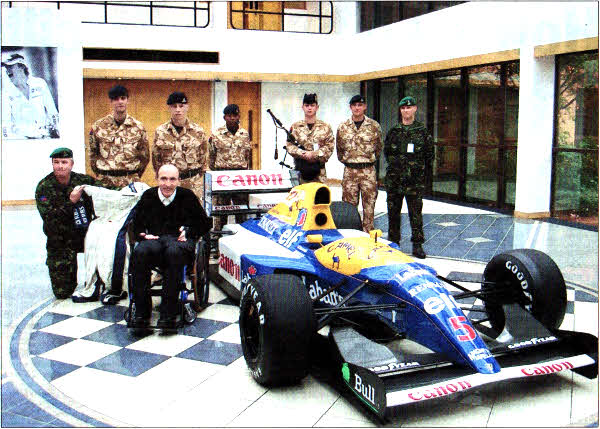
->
xmin=229 ymin=1 xmax=333 ymax=34
xmin=3 ymin=1 xmax=210 ymax=28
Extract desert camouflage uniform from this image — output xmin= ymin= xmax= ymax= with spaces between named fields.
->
xmin=336 ymin=116 xmax=382 ymax=232
xmin=35 ymin=172 xmax=104 ymax=299
xmin=88 ymin=114 xmax=149 ymax=188
xmin=384 ymin=120 xmax=434 ymax=244
xmin=152 ymin=119 xmax=209 ymax=202
xmin=286 ymin=119 xmax=334 ymax=183
xmin=209 ymin=125 xmax=252 ymax=229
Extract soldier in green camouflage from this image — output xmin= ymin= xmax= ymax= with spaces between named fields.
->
xmin=384 ymin=96 xmax=434 ymax=259
xmin=88 ymin=85 xmax=149 ymax=188
xmin=152 ymin=91 xmax=209 ymax=203
xmin=336 ymin=94 xmax=382 ymax=232
xmin=35 ymin=148 xmax=106 ymax=299
xmin=209 ymin=104 xmax=252 ymax=229
xmin=286 ymin=93 xmax=334 ymax=183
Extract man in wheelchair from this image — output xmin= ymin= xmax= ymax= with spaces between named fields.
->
xmin=129 ymin=164 xmax=211 ymax=334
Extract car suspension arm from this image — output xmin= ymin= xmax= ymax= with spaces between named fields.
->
xmin=314 ymin=303 xmax=404 ymax=317
xmin=314 ymin=280 xmax=403 ymax=330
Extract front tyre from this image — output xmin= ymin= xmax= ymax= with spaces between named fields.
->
xmin=482 ymin=249 xmax=567 ymax=333
xmin=239 ymin=274 xmax=316 ymax=386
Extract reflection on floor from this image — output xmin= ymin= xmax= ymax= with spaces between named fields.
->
xmin=2 ymin=199 xmax=598 ymax=427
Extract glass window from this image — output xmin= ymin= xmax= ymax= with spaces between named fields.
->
xmin=553 ymin=51 xmax=598 ymax=223
xmin=360 ymin=1 xmax=464 ymax=32
xmin=378 ymin=78 xmax=400 ymax=181
xmin=503 ymin=62 xmax=519 ymax=206
xmin=464 ymin=65 xmax=502 ymax=202
xmin=432 ymin=69 xmax=462 ymax=197
xmin=402 ymin=74 xmax=428 ymax=125
xmin=555 ymin=52 xmax=599 ymax=149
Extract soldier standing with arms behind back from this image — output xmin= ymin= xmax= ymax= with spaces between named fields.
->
xmin=336 ymin=94 xmax=382 ymax=232
xmin=88 ymin=85 xmax=149 ymax=188
xmin=286 ymin=93 xmax=334 ymax=183
xmin=384 ymin=96 xmax=434 ymax=259
xmin=152 ymin=91 xmax=209 ymax=203
xmin=209 ymin=104 xmax=252 ymax=229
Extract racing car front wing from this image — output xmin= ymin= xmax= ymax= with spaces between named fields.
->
xmin=329 ymin=324 xmax=598 ymax=420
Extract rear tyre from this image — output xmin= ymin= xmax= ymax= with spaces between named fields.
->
xmin=330 ymin=201 xmax=362 ymax=230
xmin=239 ymin=274 xmax=316 ymax=386
xmin=192 ymin=238 xmax=210 ymax=311
xmin=482 ymin=249 xmax=567 ymax=333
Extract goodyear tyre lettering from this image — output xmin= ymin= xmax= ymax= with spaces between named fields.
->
xmin=505 ymin=260 xmax=533 ymax=306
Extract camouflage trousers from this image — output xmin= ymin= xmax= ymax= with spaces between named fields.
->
xmin=342 ymin=165 xmax=378 ymax=232
xmin=180 ymin=173 xmax=205 ymax=205
xmin=213 ymin=192 xmax=249 ymax=230
xmin=46 ymin=247 xmax=79 ymax=299
xmin=96 ymin=172 xmax=143 ymax=189
xmin=386 ymin=191 xmax=424 ymax=244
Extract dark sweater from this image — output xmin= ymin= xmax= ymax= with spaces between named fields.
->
xmin=132 ymin=187 xmax=211 ymax=241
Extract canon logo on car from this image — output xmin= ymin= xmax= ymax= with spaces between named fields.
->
xmin=407 ymin=380 xmax=472 ymax=401
xmin=216 ymin=173 xmax=284 ymax=188
xmin=521 ymin=361 xmax=574 ymax=376
xmin=504 ymin=260 xmax=533 ymax=308
xmin=219 ymin=253 xmax=240 ymax=281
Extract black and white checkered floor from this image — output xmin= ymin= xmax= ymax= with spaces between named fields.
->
xmin=4 ymin=258 xmax=598 ymax=427
xmin=2 ymin=199 xmax=598 ymax=427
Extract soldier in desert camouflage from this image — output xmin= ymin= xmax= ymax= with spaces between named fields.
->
xmin=336 ymin=94 xmax=382 ymax=232
xmin=209 ymin=103 xmax=252 ymax=229
xmin=152 ymin=91 xmax=209 ymax=203
xmin=286 ymin=93 xmax=334 ymax=183
xmin=88 ymin=85 xmax=149 ymax=188
xmin=384 ymin=96 xmax=434 ymax=259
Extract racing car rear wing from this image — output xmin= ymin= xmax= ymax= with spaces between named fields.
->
xmin=203 ymin=169 xmax=299 ymax=217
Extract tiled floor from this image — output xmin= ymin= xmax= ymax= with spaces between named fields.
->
xmin=2 ymin=187 xmax=598 ymax=427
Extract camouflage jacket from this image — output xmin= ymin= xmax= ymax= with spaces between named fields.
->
xmin=286 ymin=119 xmax=334 ymax=165
xmin=384 ymin=120 xmax=434 ymax=193
xmin=89 ymin=114 xmax=149 ymax=173
xmin=152 ymin=119 xmax=209 ymax=174
xmin=35 ymin=172 xmax=104 ymax=249
xmin=209 ymin=125 xmax=251 ymax=170
xmin=336 ymin=116 xmax=382 ymax=164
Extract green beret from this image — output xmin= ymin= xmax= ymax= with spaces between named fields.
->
xmin=399 ymin=96 xmax=417 ymax=107
xmin=49 ymin=147 xmax=73 ymax=158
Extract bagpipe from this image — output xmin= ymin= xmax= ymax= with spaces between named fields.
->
xmin=267 ymin=109 xmax=321 ymax=181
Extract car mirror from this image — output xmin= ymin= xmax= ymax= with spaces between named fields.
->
xmin=369 ymin=229 xmax=383 ymax=242
xmin=306 ymin=234 xmax=323 ymax=245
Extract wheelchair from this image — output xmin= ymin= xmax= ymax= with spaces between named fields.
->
xmin=124 ymin=233 xmax=210 ymax=332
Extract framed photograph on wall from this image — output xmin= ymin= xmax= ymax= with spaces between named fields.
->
xmin=1 ymin=46 xmax=60 ymax=140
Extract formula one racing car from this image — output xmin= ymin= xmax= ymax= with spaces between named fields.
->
xmin=207 ymin=182 xmax=598 ymax=419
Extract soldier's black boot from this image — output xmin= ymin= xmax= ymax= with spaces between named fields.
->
xmin=412 ymin=243 xmax=426 ymax=259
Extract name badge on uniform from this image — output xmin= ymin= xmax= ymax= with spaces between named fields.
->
xmin=407 ymin=143 xmax=414 ymax=153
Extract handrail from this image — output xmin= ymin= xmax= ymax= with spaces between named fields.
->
xmin=5 ymin=1 xmax=210 ymax=28
xmin=229 ymin=1 xmax=333 ymax=34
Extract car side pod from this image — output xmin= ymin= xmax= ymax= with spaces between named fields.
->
xmin=328 ymin=319 xmax=598 ymax=421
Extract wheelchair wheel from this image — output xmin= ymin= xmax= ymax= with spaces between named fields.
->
xmin=191 ymin=237 xmax=210 ymax=312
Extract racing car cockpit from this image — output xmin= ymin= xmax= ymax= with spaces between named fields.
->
xmin=267 ymin=183 xmax=337 ymax=231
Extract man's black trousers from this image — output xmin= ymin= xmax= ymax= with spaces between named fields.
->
xmin=131 ymin=236 xmax=194 ymax=318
